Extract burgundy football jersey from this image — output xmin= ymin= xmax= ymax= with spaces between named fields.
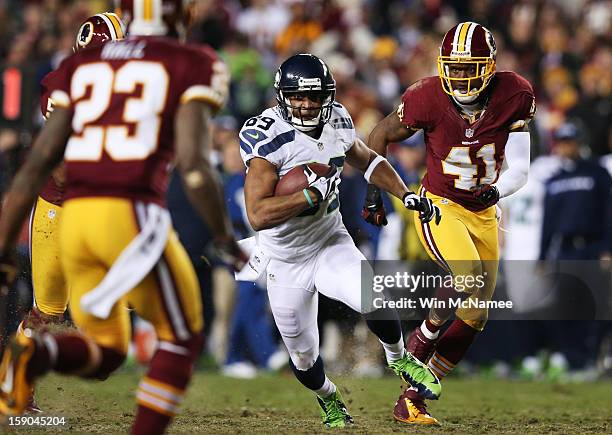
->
xmin=399 ymin=71 xmax=535 ymax=211
xmin=39 ymin=69 xmax=65 ymax=205
xmin=49 ymin=36 xmax=227 ymax=205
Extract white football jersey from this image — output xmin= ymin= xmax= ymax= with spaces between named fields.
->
xmin=239 ymin=103 xmax=356 ymax=261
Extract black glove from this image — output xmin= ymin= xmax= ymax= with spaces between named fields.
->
xmin=403 ymin=192 xmax=442 ymax=225
xmin=470 ymin=184 xmax=500 ymax=207
xmin=212 ymin=236 xmax=249 ymax=272
xmin=362 ymin=184 xmax=387 ymax=226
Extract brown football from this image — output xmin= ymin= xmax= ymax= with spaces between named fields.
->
xmin=274 ymin=163 xmax=333 ymax=196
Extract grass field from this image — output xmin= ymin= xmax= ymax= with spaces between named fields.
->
xmin=14 ymin=369 xmax=612 ymax=434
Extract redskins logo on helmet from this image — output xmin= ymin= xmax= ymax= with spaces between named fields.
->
xmin=437 ymin=22 xmax=497 ymax=103
xmin=74 ymin=12 xmax=126 ymax=52
xmin=115 ymin=0 xmax=193 ymax=38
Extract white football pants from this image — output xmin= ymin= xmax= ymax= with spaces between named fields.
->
xmin=266 ymin=230 xmax=375 ymax=370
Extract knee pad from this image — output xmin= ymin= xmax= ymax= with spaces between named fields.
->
xmin=273 ymin=307 xmax=301 ymax=338
xmin=289 ymin=348 xmax=318 ymax=371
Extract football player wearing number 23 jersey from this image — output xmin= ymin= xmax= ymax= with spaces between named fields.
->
xmin=24 ymin=11 xmax=126 ymax=344
xmin=365 ymin=22 xmax=535 ymax=425
xmin=0 ymin=1 xmax=246 ymax=433
xmin=17 ymin=11 xmax=126 ymax=414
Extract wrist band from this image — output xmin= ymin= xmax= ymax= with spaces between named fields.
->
xmin=364 ymin=155 xmax=386 ymax=182
xmin=303 ymin=189 xmax=315 ymax=207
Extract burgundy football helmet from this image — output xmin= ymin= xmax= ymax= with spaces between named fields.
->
xmin=437 ymin=21 xmax=497 ymax=103
xmin=74 ymin=12 xmax=126 ymax=52
xmin=115 ymin=0 xmax=192 ymax=37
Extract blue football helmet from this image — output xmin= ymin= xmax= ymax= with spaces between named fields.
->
xmin=274 ymin=53 xmax=336 ymax=132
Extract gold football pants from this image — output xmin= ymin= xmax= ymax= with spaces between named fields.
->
xmin=30 ymin=197 xmax=67 ymax=316
xmin=414 ymin=188 xmax=499 ymax=331
xmin=60 ymin=197 xmax=203 ymax=354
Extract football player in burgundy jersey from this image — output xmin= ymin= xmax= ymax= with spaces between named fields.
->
xmin=363 ymin=22 xmax=535 ymax=424
xmin=26 ymin=11 xmax=126 ymax=336
xmin=18 ymin=11 xmax=126 ymax=414
xmin=0 ymin=1 xmax=244 ymax=432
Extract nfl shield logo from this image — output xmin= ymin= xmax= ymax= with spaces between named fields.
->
xmin=465 ymin=128 xmax=474 ymax=138
xmin=317 ymin=142 xmax=324 ymax=151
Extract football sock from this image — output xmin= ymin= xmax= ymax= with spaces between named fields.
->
xmin=315 ymin=376 xmax=337 ymax=398
xmin=27 ymin=332 xmax=124 ymax=380
xmin=423 ymin=319 xmax=441 ymax=338
xmin=379 ymin=337 xmax=405 ymax=364
xmin=133 ymin=336 xmax=203 ymax=435
xmin=289 ymin=355 xmax=326 ymax=390
xmin=427 ymin=319 xmax=478 ymax=379
xmin=365 ymin=309 xmax=402 ymax=345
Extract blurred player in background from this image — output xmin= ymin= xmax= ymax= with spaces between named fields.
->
xmin=240 ymin=53 xmax=441 ymax=428
xmin=19 ymin=12 xmax=126 ymax=413
xmin=364 ymin=22 xmax=535 ymax=424
xmin=0 ymin=1 xmax=245 ymax=433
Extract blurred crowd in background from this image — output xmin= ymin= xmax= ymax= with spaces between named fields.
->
xmin=0 ymin=0 xmax=610 ymax=381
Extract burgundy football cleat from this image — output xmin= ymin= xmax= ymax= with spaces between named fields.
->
xmin=393 ymin=388 xmax=439 ymax=425
xmin=407 ymin=325 xmax=439 ymax=365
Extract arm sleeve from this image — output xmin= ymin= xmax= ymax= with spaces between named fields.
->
xmin=496 ymin=131 xmax=530 ymax=198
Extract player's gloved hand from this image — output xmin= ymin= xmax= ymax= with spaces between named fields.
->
xmin=213 ymin=236 xmax=249 ymax=272
xmin=304 ymin=164 xmax=341 ymax=204
xmin=403 ymin=192 xmax=442 ymax=225
xmin=361 ymin=184 xmax=387 ymax=226
xmin=470 ymin=184 xmax=500 ymax=207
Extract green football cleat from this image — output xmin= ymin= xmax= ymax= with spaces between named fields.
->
xmin=316 ymin=390 xmax=354 ymax=428
xmin=389 ymin=353 xmax=442 ymax=400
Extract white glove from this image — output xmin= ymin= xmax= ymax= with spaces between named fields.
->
xmin=305 ymin=164 xmax=341 ymax=203
xmin=403 ymin=192 xmax=442 ymax=225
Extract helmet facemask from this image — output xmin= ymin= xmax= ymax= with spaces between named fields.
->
xmin=437 ymin=57 xmax=496 ymax=103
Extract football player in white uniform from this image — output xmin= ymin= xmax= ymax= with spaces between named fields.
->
xmin=239 ymin=54 xmax=442 ymax=427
